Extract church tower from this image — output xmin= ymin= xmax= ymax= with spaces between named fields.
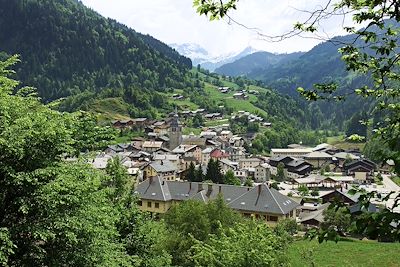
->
xmin=169 ymin=110 xmax=182 ymax=150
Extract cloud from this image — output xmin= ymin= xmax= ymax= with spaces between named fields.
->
xmin=81 ymin=0 xmax=356 ymax=55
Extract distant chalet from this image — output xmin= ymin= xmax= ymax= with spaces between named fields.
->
xmin=134 ymin=177 xmax=298 ymax=224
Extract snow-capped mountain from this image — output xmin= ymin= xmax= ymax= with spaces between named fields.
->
xmin=170 ymin=43 xmax=259 ymax=71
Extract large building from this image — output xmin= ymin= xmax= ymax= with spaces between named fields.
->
xmin=134 ymin=177 xmax=299 ymax=224
xmin=271 ymin=148 xmax=313 ymax=158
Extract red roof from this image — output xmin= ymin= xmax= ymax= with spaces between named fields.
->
xmin=210 ymin=149 xmax=229 ymax=159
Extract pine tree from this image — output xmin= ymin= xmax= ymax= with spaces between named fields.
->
xmin=185 ymin=162 xmax=196 ymax=181
xmin=194 ymin=165 xmax=204 ymax=182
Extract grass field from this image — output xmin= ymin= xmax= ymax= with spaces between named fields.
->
xmin=392 ymin=176 xmax=400 ymax=186
xmin=88 ymin=97 xmax=131 ymax=122
xmin=288 ymin=239 xmax=400 ymax=267
xmin=327 ymin=135 xmax=365 ymax=151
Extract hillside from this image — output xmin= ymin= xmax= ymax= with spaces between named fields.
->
xmin=0 ymin=0 xmax=321 ymax=129
xmin=0 ymin=0 xmax=192 ymax=118
xmin=215 ymin=51 xmax=304 ymax=77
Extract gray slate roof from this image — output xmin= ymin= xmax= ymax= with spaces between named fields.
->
xmin=299 ymin=203 xmax=330 ymax=223
xmin=134 ymin=176 xmax=172 ymax=201
xmin=227 ymin=184 xmax=299 ymax=215
xmin=135 ymin=178 xmax=299 ymax=215
xmin=149 ymin=161 xmax=177 ymax=173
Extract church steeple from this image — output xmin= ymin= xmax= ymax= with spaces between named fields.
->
xmin=169 ymin=108 xmax=182 ymax=150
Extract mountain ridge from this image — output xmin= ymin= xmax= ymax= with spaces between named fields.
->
xmin=170 ymin=43 xmax=259 ymax=71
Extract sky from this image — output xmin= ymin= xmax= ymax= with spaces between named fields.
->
xmin=80 ymin=0 xmax=356 ymax=56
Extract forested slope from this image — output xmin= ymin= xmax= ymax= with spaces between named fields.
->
xmin=0 ymin=0 xmax=192 ymax=117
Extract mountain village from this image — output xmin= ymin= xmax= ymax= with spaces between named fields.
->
xmin=88 ymin=110 xmax=398 ymax=229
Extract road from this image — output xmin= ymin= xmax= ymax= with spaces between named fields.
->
xmin=382 ymin=174 xmax=400 ymax=192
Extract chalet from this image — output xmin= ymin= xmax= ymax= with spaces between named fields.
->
xmin=269 ymin=156 xmax=313 ymax=178
xmin=153 ymin=121 xmax=169 ymax=136
xmin=171 ymin=94 xmax=184 ymax=100
xmin=304 ymin=151 xmax=333 ymax=168
xmin=344 ymin=159 xmax=376 ymax=182
xmin=294 ymin=175 xmax=354 ymax=189
xmin=332 ymin=152 xmax=360 ymax=166
xmin=142 ymin=141 xmax=164 ymax=152
xmin=299 ymin=203 xmax=330 ymax=227
xmin=233 ymin=92 xmax=249 ymax=100
xmin=133 ymin=118 xmax=149 ymax=128
xmin=134 ymin=178 xmax=299 ymax=225
xmin=204 ymin=113 xmax=222 ymax=120
xmin=112 ymin=119 xmax=134 ymax=129
xmin=104 ymin=144 xmax=124 ymax=154
xmin=180 ymin=110 xmax=192 ymax=118
xmin=132 ymin=137 xmax=146 ymax=148
xmin=320 ymin=190 xmax=358 ymax=205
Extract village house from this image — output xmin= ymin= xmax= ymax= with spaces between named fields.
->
xmin=112 ymin=119 xmax=134 ymax=129
xmin=142 ymin=161 xmax=178 ymax=181
xmin=200 ymin=131 xmax=217 ymax=139
xmin=219 ymin=158 xmax=239 ymax=174
xmin=219 ymin=130 xmax=233 ymax=140
xmin=182 ymin=134 xmax=207 ymax=147
xmin=204 ymin=113 xmax=222 ymax=120
xmin=304 ymin=151 xmax=333 ymax=169
xmin=133 ymin=118 xmax=149 ymax=128
xmin=210 ymin=148 xmax=230 ymax=161
xmin=153 ymin=121 xmax=169 ymax=136
xmin=201 ymin=147 xmax=215 ymax=165
xmin=225 ymin=146 xmax=247 ymax=161
xmin=229 ymin=136 xmax=245 ymax=147
xmin=253 ymin=163 xmax=270 ymax=182
xmin=233 ymin=92 xmax=249 ymax=100
xmin=344 ymin=159 xmax=376 ymax=182
xmin=238 ymin=158 xmax=263 ymax=169
xmin=269 ymin=156 xmax=313 ymax=179
xmin=153 ymin=154 xmax=182 ymax=170
xmin=172 ymin=144 xmax=202 ymax=163
xmin=333 ymin=152 xmax=360 ymax=167
xmin=142 ymin=141 xmax=164 ymax=152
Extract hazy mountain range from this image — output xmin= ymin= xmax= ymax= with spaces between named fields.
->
xmin=170 ymin=43 xmax=258 ymax=71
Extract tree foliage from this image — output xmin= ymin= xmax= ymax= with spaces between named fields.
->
xmin=163 ymin=196 xmax=243 ymax=266
xmin=0 ymin=56 xmax=161 ymax=266
xmin=191 ymin=221 xmax=289 ymax=267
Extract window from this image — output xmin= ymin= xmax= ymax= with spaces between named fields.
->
xmin=138 ymin=201 xmax=142 ymax=206
xmin=269 ymin=215 xmax=278 ymax=222
xmin=147 ymin=201 xmax=152 ymax=208
xmin=155 ymin=202 xmax=160 ymax=209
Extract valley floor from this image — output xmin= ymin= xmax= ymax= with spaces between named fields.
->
xmin=288 ymin=239 xmax=400 ymax=267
